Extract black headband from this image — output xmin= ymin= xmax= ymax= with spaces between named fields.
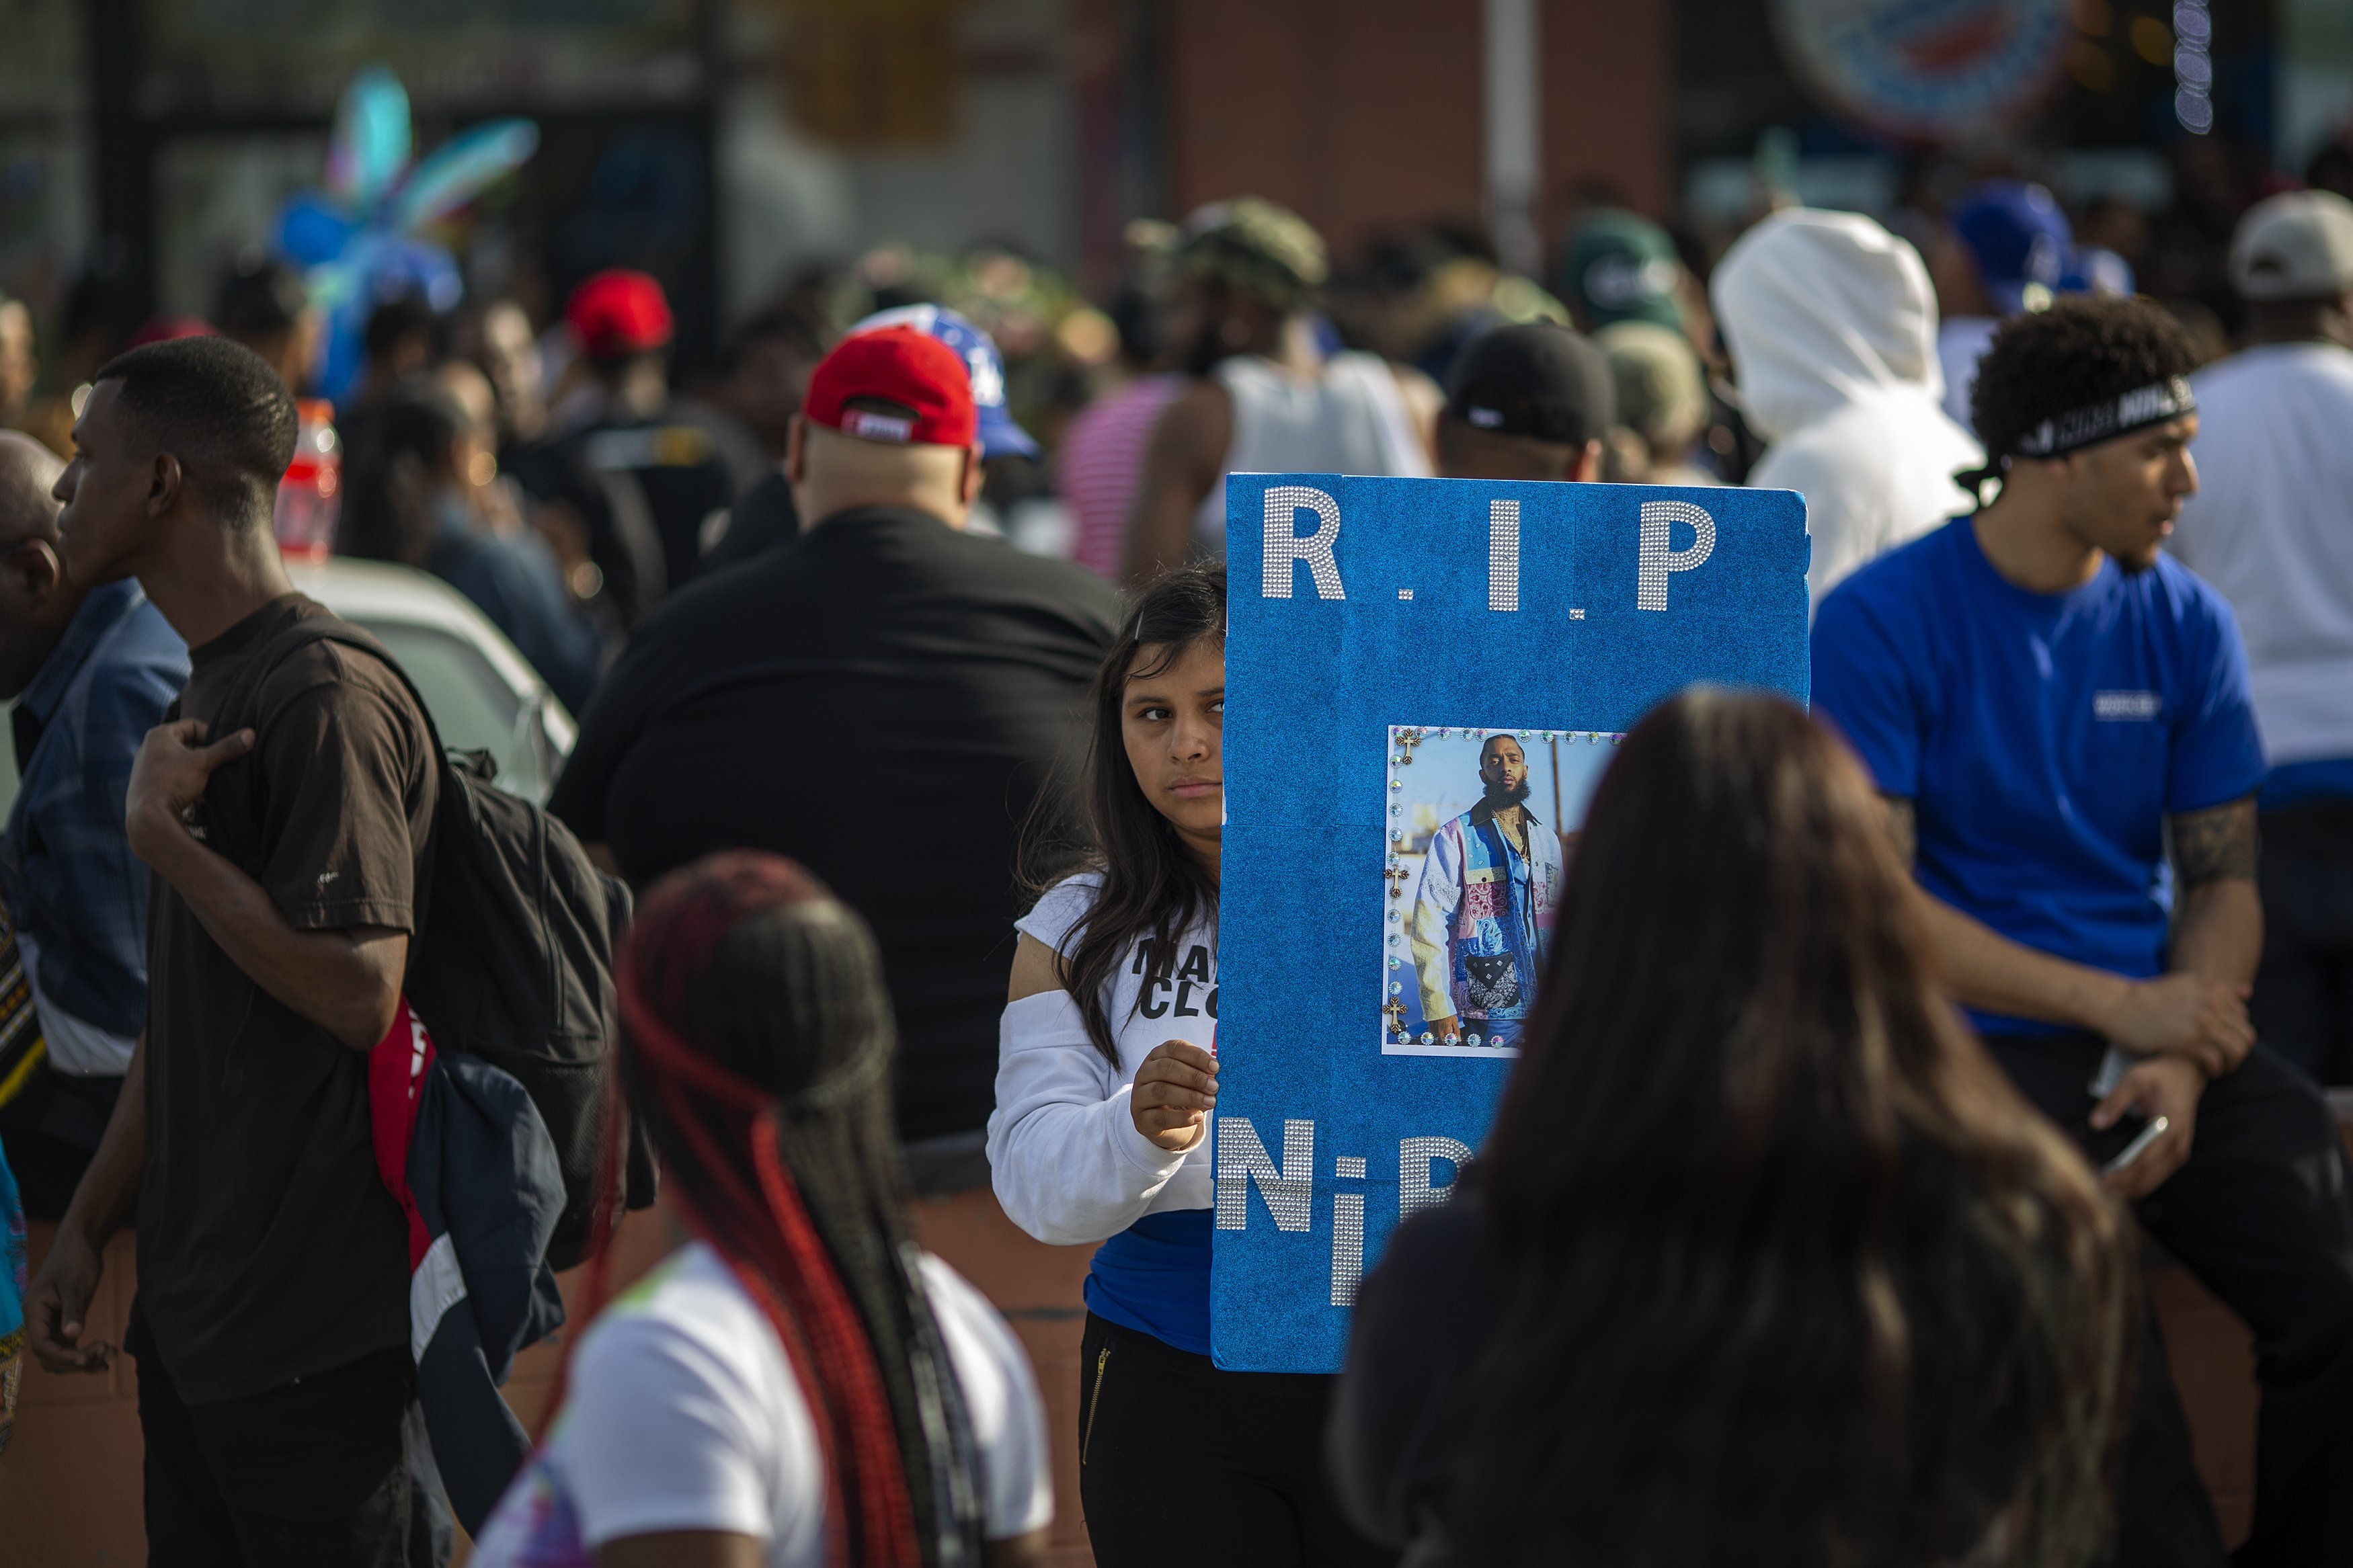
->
xmin=1956 ymin=375 xmax=2197 ymax=507
xmin=2010 ymin=376 xmax=2196 ymax=459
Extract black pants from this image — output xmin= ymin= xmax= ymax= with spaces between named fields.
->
xmin=1079 ymin=1312 xmax=1396 ymax=1568
xmin=128 ymin=1303 xmax=413 ymax=1568
xmin=2254 ymin=800 xmax=2353 ymax=1085
xmin=1987 ymin=1034 xmax=2353 ymax=1567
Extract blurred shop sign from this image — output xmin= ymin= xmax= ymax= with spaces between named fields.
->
xmin=781 ymin=0 xmax=970 ymax=149
xmin=136 ymin=0 xmax=703 ymax=117
xmin=1772 ymin=0 xmax=2074 ymax=143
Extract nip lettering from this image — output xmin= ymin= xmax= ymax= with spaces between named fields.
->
xmin=1214 ymin=1117 xmax=1474 ymax=1305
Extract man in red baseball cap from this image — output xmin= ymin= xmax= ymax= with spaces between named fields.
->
xmin=780 ymin=325 xmax=984 ymax=528
xmin=551 ymin=323 xmax=1117 ymax=1190
xmin=506 ymin=270 xmax=758 ymax=626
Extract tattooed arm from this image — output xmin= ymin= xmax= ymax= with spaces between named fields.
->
xmin=2164 ymin=797 xmax=2262 ymax=1070
xmin=1883 ymin=794 xmax=2256 ymax=1078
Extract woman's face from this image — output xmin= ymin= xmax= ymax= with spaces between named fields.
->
xmin=1121 ymin=637 xmax=1224 ymax=854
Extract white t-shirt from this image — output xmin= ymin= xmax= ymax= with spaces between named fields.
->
xmin=1748 ymin=386 xmax=1982 ymax=609
xmin=470 ymin=1244 xmax=1051 ymax=1568
xmin=1937 ymin=316 xmax=1999 ymax=430
xmin=2167 ymin=343 xmax=2353 ymax=768
xmin=1196 ymin=352 xmax=1433 ymax=548
xmin=986 ymin=874 xmax=1218 ymax=1247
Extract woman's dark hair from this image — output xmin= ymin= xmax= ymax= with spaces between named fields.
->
xmin=571 ymin=852 xmax=984 ymax=1568
xmin=336 ymin=380 xmax=467 ymax=566
xmin=1449 ymin=691 xmax=2134 ymax=1568
xmin=1037 ymin=563 xmax=1226 ymax=1062
xmin=1970 ymin=296 xmax=2199 ymax=463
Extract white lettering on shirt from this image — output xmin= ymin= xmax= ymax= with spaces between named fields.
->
xmin=2093 ymin=690 xmax=2163 ymax=721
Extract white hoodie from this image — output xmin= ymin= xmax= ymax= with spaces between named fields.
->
xmin=1712 ymin=210 xmax=1984 ymax=606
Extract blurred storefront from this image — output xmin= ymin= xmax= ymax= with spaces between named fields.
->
xmin=0 ymin=0 xmax=2350 ymax=373
xmin=1675 ymin=0 xmax=2353 ymax=323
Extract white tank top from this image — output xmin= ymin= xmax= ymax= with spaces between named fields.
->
xmin=1195 ymin=352 xmax=1432 ymax=548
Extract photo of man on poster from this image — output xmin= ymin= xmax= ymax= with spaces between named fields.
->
xmin=1410 ymin=733 xmax=1562 ymax=1048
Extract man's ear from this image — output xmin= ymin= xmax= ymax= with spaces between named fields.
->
xmin=18 ymin=536 xmax=63 ymax=601
xmin=0 ymin=537 xmax=59 ymax=602
xmin=961 ymin=444 xmax=986 ymax=506
xmin=783 ymin=414 xmax=807 ymax=485
xmin=147 ymin=452 xmax=185 ymax=518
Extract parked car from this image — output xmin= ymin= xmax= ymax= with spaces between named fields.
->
xmin=0 ymin=559 xmax=575 ymax=821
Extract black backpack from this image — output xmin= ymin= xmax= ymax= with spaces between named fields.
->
xmin=212 ymin=614 xmax=653 ymax=1270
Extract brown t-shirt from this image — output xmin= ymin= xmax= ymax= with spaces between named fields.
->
xmin=136 ymin=593 xmax=438 ymax=1403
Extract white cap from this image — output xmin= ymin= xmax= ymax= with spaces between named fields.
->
xmin=2230 ymin=190 xmax=2353 ymax=301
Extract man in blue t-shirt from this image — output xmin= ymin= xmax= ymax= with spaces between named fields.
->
xmin=1815 ymin=297 xmax=2353 ymax=1567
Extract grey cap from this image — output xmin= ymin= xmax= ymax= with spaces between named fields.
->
xmin=2230 ymin=191 xmax=2353 ymax=301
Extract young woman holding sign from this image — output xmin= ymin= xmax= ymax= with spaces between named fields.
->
xmin=988 ymin=565 xmax=1391 ymax=1568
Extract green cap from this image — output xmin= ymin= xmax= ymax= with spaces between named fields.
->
xmin=1174 ymin=197 xmax=1330 ymax=313
xmin=1596 ymin=320 xmax=1708 ymax=452
xmin=1560 ymin=208 xmax=1683 ymax=331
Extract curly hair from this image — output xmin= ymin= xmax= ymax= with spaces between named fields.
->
xmin=1970 ymin=296 xmax=2199 ymax=462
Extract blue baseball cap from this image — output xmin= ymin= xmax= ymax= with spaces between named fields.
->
xmin=848 ymin=303 xmax=1039 ymax=462
xmin=1950 ymin=181 xmax=2074 ymax=316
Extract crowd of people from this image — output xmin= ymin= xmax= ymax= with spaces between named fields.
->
xmin=0 ymin=162 xmax=2350 ymax=1568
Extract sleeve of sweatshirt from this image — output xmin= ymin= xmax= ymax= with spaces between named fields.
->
xmin=1751 ymin=434 xmax=1880 ymax=609
xmin=988 ymin=990 xmax=1192 ymax=1245
xmin=986 ymin=877 xmax=1193 ymax=1247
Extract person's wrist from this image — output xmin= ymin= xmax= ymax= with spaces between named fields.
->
xmin=2082 ymin=971 xmax=2139 ymax=1041
xmin=130 ymin=802 xmax=202 ymax=877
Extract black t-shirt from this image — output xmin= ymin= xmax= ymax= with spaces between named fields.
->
xmin=529 ymin=408 xmax=743 ymax=626
xmin=549 ymin=506 xmax=1119 ymax=1143
xmin=138 ymin=594 xmax=438 ymax=1403
xmin=696 ymin=466 xmax=799 ymax=578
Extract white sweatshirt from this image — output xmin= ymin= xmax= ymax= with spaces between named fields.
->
xmin=1712 ymin=208 xmax=1984 ymax=608
xmin=986 ymin=876 xmax=1216 ymax=1247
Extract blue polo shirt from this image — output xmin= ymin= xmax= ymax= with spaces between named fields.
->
xmin=1812 ymin=519 xmax=2266 ymax=1036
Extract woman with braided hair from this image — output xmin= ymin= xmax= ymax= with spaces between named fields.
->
xmin=472 ymin=852 xmax=1052 ymax=1568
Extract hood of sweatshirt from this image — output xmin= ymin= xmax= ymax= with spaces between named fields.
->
xmin=1710 ymin=208 xmax=1946 ymax=444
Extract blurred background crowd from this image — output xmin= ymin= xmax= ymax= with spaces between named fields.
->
xmin=0 ymin=0 xmax=2347 ymax=688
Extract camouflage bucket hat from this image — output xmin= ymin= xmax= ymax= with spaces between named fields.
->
xmin=1174 ymin=197 xmax=1330 ymax=313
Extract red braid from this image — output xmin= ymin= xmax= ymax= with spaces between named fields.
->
xmin=543 ymin=857 xmax=924 ymax=1568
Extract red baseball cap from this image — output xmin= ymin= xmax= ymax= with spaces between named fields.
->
xmin=803 ymin=326 xmax=978 ymax=448
xmin=565 ymin=269 xmax=673 ymax=359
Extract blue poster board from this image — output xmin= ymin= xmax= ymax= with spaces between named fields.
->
xmin=1212 ymin=473 xmax=1810 ymax=1372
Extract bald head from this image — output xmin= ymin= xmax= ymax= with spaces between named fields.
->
xmin=0 ymin=429 xmax=81 ymax=700
xmin=786 ymin=414 xmax=982 ymax=532
xmin=0 ymin=429 xmax=64 ymax=547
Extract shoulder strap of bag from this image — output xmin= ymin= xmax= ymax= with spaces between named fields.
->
xmin=205 ymin=616 xmax=452 ymax=902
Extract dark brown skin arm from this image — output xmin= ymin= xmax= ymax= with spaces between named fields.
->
xmin=1122 ymin=378 xmax=1230 ymax=588
xmin=126 ymin=718 xmax=406 ymax=1050
xmin=22 ymin=1030 xmax=147 ymax=1372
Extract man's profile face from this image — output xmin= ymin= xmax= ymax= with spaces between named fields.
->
xmin=53 ymin=379 xmax=159 ymax=588
xmin=1480 ymin=735 xmax=1528 ymax=798
xmin=2065 ymin=413 xmax=2198 ymax=573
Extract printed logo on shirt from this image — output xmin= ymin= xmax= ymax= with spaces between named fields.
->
xmin=317 ymin=870 xmax=340 ymax=886
xmin=2093 ymin=690 xmax=2163 ymax=721
xmin=1133 ymin=938 xmax=1218 ymax=1022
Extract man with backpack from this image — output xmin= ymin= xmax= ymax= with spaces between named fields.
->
xmin=25 ymin=337 xmax=434 ymax=1566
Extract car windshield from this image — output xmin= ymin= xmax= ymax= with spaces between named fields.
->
xmin=356 ymin=620 xmax=553 ymax=800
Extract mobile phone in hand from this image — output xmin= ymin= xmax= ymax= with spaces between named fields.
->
xmin=2102 ymin=1115 xmax=2170 ymax=1178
